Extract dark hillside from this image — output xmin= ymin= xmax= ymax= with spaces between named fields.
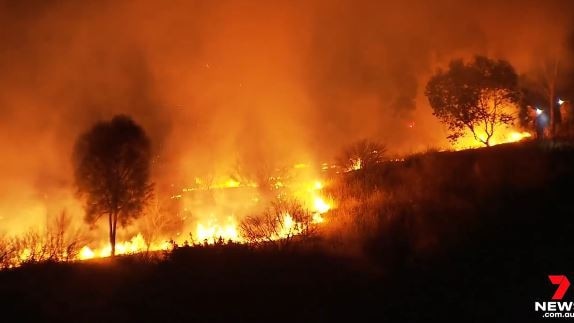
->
xmin=2 ymin=142 xmax=574 ymax=322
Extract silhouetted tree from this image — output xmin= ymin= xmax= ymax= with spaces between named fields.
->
xmin=425 ymin=56 xmax=519 ymax=146
xmin=73 ymin=115 xmax=153 ymax=256
xmin=337 ymin=139 xmax=386 ymax=171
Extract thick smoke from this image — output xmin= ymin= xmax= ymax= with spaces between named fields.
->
xmin=0 ymin=0 xmax=573 ymax=233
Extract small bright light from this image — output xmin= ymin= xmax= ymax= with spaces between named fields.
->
xmin=558 ymin=98 xmax=565 ymax=105
xmin=313 ymin=196 xmax=331 ymax=214
xmin=536 ymin=108 xmax=543 ymax=116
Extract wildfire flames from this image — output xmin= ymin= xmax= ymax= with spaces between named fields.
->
xmin=0 ymin=0 xmax=571 ymax=278
xmin=73 ymin=176 xmax=333 ymax=261
xmin=4 ymin=124 xmax=533 ymax=268
xmin=348 ymin=159 xmax=363 ymax=172
xmin=78 ymin=234 xmax=171 ymax=260
xmin=452 ymin=129 xmax=532 ymax=150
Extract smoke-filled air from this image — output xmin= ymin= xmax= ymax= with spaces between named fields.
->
xmin=5 ymin=1 xmax=574 ymax=321
xmin=1 ymin=0 xmax=574 ymax=260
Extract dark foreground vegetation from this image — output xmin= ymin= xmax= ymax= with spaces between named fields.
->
xmin=2 ymin=141 xmax=574 ymax=322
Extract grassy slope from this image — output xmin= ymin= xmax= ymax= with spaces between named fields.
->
xmin=1 ymin=141 xmax=573 ymax=322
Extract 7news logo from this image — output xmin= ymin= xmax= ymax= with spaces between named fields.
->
xmin=549 ymin=275 xmax=571 ymax=300
xmin=535 ymin=275 xmax=574 ymax=318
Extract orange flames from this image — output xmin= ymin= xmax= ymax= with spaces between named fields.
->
xmin=451 ymin=128 xmax=532 ymax=150
xmin=195 ymin=217 xmax=241 ymax=243
xmin=73 ymin=176 xmax=333 ymax=262
xmin=0 ymin=173 xmax=333 ymax=268
xmin=8 ymin=121 xmax=532 ymax=267
xmin=77 ymin=234 xmax=172 ymax=260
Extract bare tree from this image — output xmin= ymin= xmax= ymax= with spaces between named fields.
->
xmin=140 ymin=197 xmax=184 ymax=252
xmin=44 ymin=211 xmax=86 ymax=261
xmin=240 ymin=199 xmax=314 ymax=247
xmin=1 ymin=211 xmax=86 ymax=267
xmin=543 ymin=56 xmax=560 ymax=137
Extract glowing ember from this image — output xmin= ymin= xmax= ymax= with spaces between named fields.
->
xmin=349 ymin=159 xmax=362 ymax=171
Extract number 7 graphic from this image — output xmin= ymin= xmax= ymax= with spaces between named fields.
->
xmin=549 ymin=275 xmax=570 ymax=300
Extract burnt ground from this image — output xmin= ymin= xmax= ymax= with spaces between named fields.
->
xmin=1 ymin=141 xmax=574 ymax=322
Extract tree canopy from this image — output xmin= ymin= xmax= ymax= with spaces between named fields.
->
xmin=425 ymin=56 xmax=519 ymax=146
xmin=73 ymin=115 xmax=153 ymax=256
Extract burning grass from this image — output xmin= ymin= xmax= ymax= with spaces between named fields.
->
xmin=0 ymin=135 xmax=555 ymax=270
xmin=0 ymin=173 xmax=334 ymax=268
xmin=3 ymin=141 xmax=574 ymax=322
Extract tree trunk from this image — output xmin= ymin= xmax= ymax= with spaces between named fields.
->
xmin=108 ymin=212 xmax=113 ymax=256
xmin=550 ymin=85 xmax=555 ymax=138
xmin=109 ymin=211 xmax=118 ymax=257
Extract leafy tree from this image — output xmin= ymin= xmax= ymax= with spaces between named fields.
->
xmin=425 ymin=56 xmax=519 ymax=146
xmin=337 ymin=139 xmax=386 ymax=171
xmin=73 ymin=115 xmax=153 ymax=256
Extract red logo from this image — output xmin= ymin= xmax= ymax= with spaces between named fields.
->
xmin=549 ymin=275 xmax=570 ymax=300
